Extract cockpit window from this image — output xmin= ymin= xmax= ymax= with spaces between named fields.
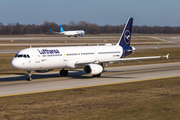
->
xmin=14 ymin=53 xmax=18 ymax=57
xmin=17 ymin=55 xmax=23 ymax=57
xmin=14 ymin=54 xmax=30 ymax=58
xmin=27 ymin=55 xmax=30 ymax=58
xmin=23 ymin=55 xmax=27 ymax=58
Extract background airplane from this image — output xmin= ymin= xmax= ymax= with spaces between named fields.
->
xmin=50 ymin=24 xmax=86 ymax=37
xmin=11 ymin=18 xmax=169 ymax=81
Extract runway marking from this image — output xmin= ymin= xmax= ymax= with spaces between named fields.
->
xmin=0 ymin=76 xmax=179 ymax=98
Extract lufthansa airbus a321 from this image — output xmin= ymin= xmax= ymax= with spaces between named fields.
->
xmin=11 ymin=18 xmax=169 ymax=81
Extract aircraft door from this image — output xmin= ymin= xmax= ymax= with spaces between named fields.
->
xmin=62 ymin=50 xmax=67 ymax=61
xmin=93 ymin=50 xmax=97 ymax=59
xmin=33 ymin=50 xmax=41 ymax=63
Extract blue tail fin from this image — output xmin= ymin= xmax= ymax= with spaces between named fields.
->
xmin=116 ymin=18 xmax=133 ymax=47
xmin=59 ymin=24 xmax=64 ymax=32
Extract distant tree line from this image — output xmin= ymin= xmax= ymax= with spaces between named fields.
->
xmin=0 ymin=21 xmax=180 ymax=35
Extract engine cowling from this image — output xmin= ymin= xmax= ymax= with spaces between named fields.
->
xmin=80 ymin=33 xmax=83 ymax=36
xmin=83 ymin=64 xmax=103 ymax=75
xmin=35 ymin=69 xmax=53 ymax=73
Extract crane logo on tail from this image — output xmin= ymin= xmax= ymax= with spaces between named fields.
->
xmin=124 ymin=30 xmax=131 ymax=44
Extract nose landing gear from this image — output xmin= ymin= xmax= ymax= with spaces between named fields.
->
xmin=26 ymin=71 xmax=33 ymax=81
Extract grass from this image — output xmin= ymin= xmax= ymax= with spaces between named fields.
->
xmin=0 ymin=77 xmax=180 ymax=119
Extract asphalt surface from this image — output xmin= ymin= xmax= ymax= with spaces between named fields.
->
xmin=0 ymin=62 xmax=179 ymax=97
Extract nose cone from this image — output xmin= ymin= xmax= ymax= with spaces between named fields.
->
xmin=11 ymin=58 xmax=21 ymax=69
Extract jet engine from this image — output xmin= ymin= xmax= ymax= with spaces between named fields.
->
xmin=83 ymin=64 xmax=103 ymax=75
xmin=80 ymin=33 xmax=83 ymax=36
xmin=35 ymin=69 xmax=53 ymax=73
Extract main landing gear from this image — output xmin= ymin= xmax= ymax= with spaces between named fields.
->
xmin=92 ymin=73 xmax=101 ymax=77
xmin=26 ymin=71 xmax=33 ymax=81
xmin=60 ymin=69 xmax=68 ymax=76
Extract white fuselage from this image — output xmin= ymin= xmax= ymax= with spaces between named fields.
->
xmin=11 ymin=45 xmax=123 ymax=71
xmin=61 ymin=30 xmax=85 ymax=36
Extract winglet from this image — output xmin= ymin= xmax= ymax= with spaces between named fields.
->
xmin=166 ymin=54 xmax=169 ymax=59
xmin=162 ymin=53 xmax=169 ymax=59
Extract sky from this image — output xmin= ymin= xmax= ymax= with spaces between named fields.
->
xmin=0 ymin=0 xmax=180 ymax=26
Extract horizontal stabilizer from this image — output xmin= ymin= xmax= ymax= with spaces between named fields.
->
xmin=163 ymin=53 xmax=169 ymax=59
xmin=49 ymin=29 xmax=61 ymax=34
xmin=127 ymin=47 xmax=159 ymax=52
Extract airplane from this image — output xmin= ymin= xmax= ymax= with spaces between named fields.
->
xmin=11 ymin=18 xmax=169 ymax=81
xmin=50 ymin=24 xmax=86 ymax=37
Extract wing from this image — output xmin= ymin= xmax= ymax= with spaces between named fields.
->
xmin=76 ymin=54 xmax=169 ymax=65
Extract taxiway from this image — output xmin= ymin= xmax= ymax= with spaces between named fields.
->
xmin=0 ymin=62 xmax=179 ymax=97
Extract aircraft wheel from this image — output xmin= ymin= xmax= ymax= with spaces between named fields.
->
xmin=97 ymin=73 xmax=101 ymax=77
xmin=64 ymin=70 xmax=68 ymax=76
xmin=92 ymin=73 xmax=101 ymax=77
xmin=92 ymin=75 xmax=96 ymax=77
xmin=26 ymin=71 xmax=32 ymax=81
xmin=26 ymin=76 xmax=32 ymax=81
xmin=60 ymin=70 xmax=64 ymax=76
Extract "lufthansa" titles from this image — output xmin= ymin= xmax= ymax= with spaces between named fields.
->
xmin=37 ymin=49 xmax=60 ymax=54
